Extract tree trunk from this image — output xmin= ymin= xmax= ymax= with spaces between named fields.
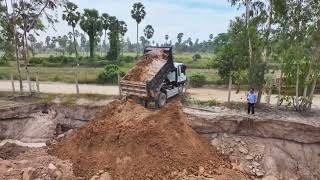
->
xmin=228 ymin=74 xmax=232 ymax=103
xmin=277 ymin=70 xmax=283 ymax=105
xmin=24 ymin=32 xmax=32 ymax=93
xmin=72 ymin=27 xmax=78 ymax=59
xmin=136 ymin=22 xmax=139 ymax=57
xmin=89 ymin=35 xmax=94 ymax=58
xmin=296 ymin=64 xmax=300 ymax=100
xmin=245 ymin=0 xmax=253 ymax=66
xmin=11 ymin=0 xmax=23 ymax=93
xmin=303 ymin=62 xmax=312 ymax=98
xmin=309 ymin=72 xmax=319 ymax=103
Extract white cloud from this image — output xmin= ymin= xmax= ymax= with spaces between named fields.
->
xmin=38 ymin=0 xmax=241 ymax=44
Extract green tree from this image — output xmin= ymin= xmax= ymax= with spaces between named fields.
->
xmin=101 ymin=13 xmax=110 ymax=52
xmin=80 ymin=9 xmax=103 ymax=58
xmin=131 ymin=2 xmax=146 ymax=55
xmin=177 ymin=33 xmax=184 ymax=44
xmin=144 ymin=25 xmax=154 ymax=41
xmin=107 ymin=16 xmax=127 ymax=60
xmin=62 ymin=1 xmax=80 ymax=58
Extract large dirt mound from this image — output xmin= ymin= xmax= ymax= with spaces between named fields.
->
xmin=49 ymin=99 xmax=248 ymax=179
xmin=122 ymin=49 xmax=168 ymax=82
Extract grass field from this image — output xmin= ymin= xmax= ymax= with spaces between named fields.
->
xmin=0 ymin=66 xmax=220 ymax=84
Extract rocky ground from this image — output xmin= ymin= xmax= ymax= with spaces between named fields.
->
xmin=0 ymin=95 xmax=319 ymax=180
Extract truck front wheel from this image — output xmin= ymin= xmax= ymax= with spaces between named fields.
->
xmin=156 ymin=92 xmax=167 ymax=108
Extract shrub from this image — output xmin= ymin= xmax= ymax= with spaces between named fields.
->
xmin=192 ymin=54 xmax=202 ymax=61
xmin=120 ymin=56 xmax=135 ymax=63
xmin=189 ymin=73 xmax=206 ymax=88
xmin=97 ymin=64 xmax=121 ymax=84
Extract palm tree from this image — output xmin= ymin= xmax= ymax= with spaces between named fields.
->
xmin=62 ymin=1 xmax=80 ymax=58
xmin=131 ymin=2 xmax=146 ymax=55
xmin=165 ymin=34 xmax=169 ymax=45
xmin=177 ymin=33 xmax=184 ymax=44
xmin=144 ymin=25 xmax=154 ymax=46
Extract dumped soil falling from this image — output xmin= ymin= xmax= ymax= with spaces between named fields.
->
xmin=49 ymin=99 xmax=249 ymax=179
xmin=122 ymin=49 xmax=168 ymax=82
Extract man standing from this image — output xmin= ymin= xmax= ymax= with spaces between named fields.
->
xmin=247 ymin=88 xmax=257 ymax=114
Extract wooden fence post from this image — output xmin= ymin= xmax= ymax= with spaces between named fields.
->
xmin=75 ymin=64 xmax=80 ymax=96
xmin=227 ymin=74 xmax=232 ymax=103
xmin=118 ymin=72 xmax=122 ymax=96
xmin=27 ymin=73 xmax=32 ymax=93
xmin=36 ymin=72 xmax=40 ymax=93
xmin=11 ymin=74 xmax=15 ymax=94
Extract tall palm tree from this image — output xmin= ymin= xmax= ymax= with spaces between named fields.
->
xmin=62 ymin=1 xmax=80 ymax=58
xmin=131 ymin=2 xmax=146 ymax=55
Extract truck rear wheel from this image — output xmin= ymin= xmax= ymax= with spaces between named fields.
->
xmin=156 ymin=92 xmax=167 ymax=108
xmin=178 ymin=84 xmax=184 ymax=95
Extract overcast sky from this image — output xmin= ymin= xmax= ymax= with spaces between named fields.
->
xmin=40 ymin=0 xmax=242 ymax=44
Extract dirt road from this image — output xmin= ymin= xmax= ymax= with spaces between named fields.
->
xmin=1 ymin=80 xmax=319 ymax=109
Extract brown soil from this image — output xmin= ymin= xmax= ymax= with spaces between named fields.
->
xmin=49 ymin=99 xmax=249 ymax=180
xmin=0 ymin=143 xmax=28 ymax=160
xmin=123 ymin=49 xmax=168 ymax=82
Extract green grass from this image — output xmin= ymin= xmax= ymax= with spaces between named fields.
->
xmin=0 ymin=66 xmax=220 ymax=84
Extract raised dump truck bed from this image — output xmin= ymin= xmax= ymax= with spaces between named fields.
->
xmin=120 ymin=47 xmax=174 ymax=99
xmin=120 ymin=46 xmax=187 ymax=108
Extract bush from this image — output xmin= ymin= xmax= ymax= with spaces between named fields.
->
xmin=192 ymin=54 xmax=202 ymax=61
xmin=120 ymin=56 xmax=135 ymax=63
xmin=97 ymin=64 xmax=121 ymax=84
xmin=189 ymin=73 xmax=206 ymax=88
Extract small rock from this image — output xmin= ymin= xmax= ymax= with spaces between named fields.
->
xmin=66 ymin=129 xmax=74 ymax=135
xmin=223 ymin=133 xmax=230 ymax=138
xmin=199 ymin=166 xmax=205 ymax=176
xmin=90 ymin=175 xmax=99 ymax=180
xmin=245 ymin=155 xmax=254 ymax=160
xmin=99 ymin=172 xmax=112 ymax=180
xmin=252 ymin=161 xmax=261 ymax=167
xmin=256 ymin=171 xmax=265 ymax=177
xmin=262 ymin=175 xmax=278 ymax=180
xmin=211 ymin=139 xmax=219 ymax=147
xmin=21 ymin=167 xmax=35 ymax=180
xmin=248 ymin=165 xmax=253 ymax=169
xmin=238 ymin=146 xmax=249 ymax=154
xmin=240 ymin=141 xmax=246 ymax=145
xmin=57 ymin=134 xmax=65 ymax=139
xmin=211 ymin=133 xmax=218 ymax=139
xmin=18 ymin=160 xmax=29 ymax=165
xmin=48 ymin=163 xmax=57 ymax=170
xmin=54 ymin=170 xmax=63 ymax=180
xmin=233 ymin=137 xmax=241 ymax=142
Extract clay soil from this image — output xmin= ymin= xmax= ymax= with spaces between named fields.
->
xmin=49 ymin=99 xmax=249 ymax=180
xmin=122 ymin=49 xmax=168 ymax=82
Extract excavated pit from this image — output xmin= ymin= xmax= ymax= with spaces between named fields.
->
xmin=0 ymin=100 xmax=319 ymax=179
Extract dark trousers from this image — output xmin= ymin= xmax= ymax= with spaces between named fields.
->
xmin=248 ymin=103 xmax=255 ymax=114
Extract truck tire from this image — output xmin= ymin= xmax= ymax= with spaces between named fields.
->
xmin=156 ymin=92 xmax=167 ymax=108
xmin=178 ymin=84 xmax=184 ymax=95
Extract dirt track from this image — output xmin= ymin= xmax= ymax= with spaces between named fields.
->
xmin=1 ymin=80 xmax=320 ymax=109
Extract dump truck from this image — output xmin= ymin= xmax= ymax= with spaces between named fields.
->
xmin=120 ymin=47 xmax=187 ymax=108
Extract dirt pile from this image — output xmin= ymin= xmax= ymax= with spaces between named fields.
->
xmin=49 ymin=99 xmax=248 ymax=179
xmin=123 ymin=49 xmax=168 ymax=82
